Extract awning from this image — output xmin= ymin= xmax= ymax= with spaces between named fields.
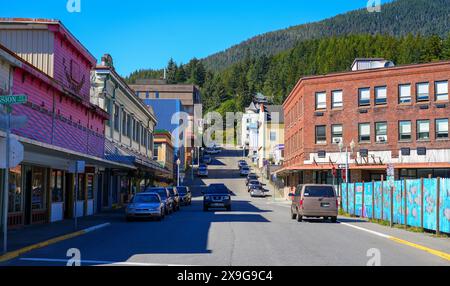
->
xmin=0 ymin=130 xmax=136 ymax=171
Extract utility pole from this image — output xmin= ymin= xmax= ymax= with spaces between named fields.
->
xmin=2 ymin=109 xmax=10 ymax=254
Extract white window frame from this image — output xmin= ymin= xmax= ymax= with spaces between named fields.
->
xmin=331 ymin=124 xmax=343 ymax=144
xmin=399 ymin=84 xmax=411 ymax=104
xmin=375 ymin=122 xmax=387 ymax=143
xmin=399 ymin=121 xmax=412 ymax=141
xmin=435 ymin=118 xmax=449 ymax=139
xmin=358 ymin=123 xmax=371 ymax=142
xmin=416 ymin=82 xmax=429 ymax=102
xmin=315 ymin=92 xmax=327 ymax=110
xmin=375 ymin=86 xmax=387 ymax=105
xmin=358 ymin=88 xmax=370 ymax=106
xmin=331 ymin=90 xmax=343 ymax=108
xmin=416 ymin=120 xmax=430 ymax=140
xmin=435 ymin=81 xmax=448 ymax=101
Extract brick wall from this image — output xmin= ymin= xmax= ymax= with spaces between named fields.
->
xmin=284 ymin=62 xmax=450 ymax=168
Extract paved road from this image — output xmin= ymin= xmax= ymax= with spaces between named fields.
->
xmin=2 ymin=148 xmax=449 ymax=266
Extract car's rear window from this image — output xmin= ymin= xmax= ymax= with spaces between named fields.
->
xmin=176 ymin=187 xmax=188 ymax=194
xmin=242 ymin=167 xmax=249 ymax=170
xmin=303 ymin=186 xmax=335 ymax=197
xmin=132 ymin=194 xmax=160 ymax=203
xmin=149 ymin=188 xmax=167 ymax=198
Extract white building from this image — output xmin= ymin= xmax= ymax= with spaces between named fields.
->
xmin=241 ymin=102 xmax=259 ymax=164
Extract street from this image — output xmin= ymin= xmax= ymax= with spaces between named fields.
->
xmin=1 ymin=148 xmax=449 ymax=266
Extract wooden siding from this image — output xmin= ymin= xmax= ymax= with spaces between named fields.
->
xmin=0 ymin=29 xmax=54 ymax=77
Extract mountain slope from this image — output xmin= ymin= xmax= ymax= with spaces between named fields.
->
xmin=201 ymin=0 xmax=450 ymax=71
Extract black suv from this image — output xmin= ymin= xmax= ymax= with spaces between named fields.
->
xmin=246 ymin=173 xmax=258 ymax=185
xmin=203 ymin=184 xmax=231 ymax=211
xmin=176 ymin=186 xmax=192 ymax=206
xmin=168 ymin=187 xmax=180 ymax=211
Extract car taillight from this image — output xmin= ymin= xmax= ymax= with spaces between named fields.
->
xmin=299 ymin=199 xmax=303 ymax=207
xmin=336 ymin=199 xmax=339 ymax=208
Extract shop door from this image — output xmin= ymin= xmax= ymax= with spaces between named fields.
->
xmin=23 ymin=166 xmax=32 ymax=225
xmin=97 ymin=173 xmax=103 ymax=212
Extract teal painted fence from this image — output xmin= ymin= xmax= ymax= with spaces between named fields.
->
xmin=341 ymin=178 xmax=450 ymax=234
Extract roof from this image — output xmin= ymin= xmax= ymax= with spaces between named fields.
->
xmin=283 ymin=60 xmax=450 ymax=108
xmin=0 ymin=18 xmax=96 ymax=65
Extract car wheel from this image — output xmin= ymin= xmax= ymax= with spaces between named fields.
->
xmin=331 ymin=216 xmax=337 ymax=223
xmin=291 ymin=208 xmax=297 ymax=220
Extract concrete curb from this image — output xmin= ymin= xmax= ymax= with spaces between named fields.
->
xmin=0 ymin=222 xmax=111 ymax=263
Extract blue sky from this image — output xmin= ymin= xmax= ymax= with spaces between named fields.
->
xmin=1 ymin=0 xmax=388 ymax=76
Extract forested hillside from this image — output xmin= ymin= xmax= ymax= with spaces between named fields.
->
xmin=202 ymin=0 xmax=450 ymax=71
xmin=125 ymin=0 xmax=450 ymax=114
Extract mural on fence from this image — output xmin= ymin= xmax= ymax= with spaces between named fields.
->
xmin=341 ymin=177 xmax=449 ymax=234
xmin=440 ymin=178 xmax=450 ymax=233
xmin=423 ymin=179 xmax=437 ymax=231
xmin=374 ymin=181 xmax=383 ymax=220
xmin=406 ymin=179 xmax=421 ymax=228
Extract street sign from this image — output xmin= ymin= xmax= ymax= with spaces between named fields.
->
xmin=338 ymin=164 xmax=347 ymax=169
xmin=0 ymin=135 xmax=24 ymax=168
xmin=0 ymin=94 xmax=28 ymax=105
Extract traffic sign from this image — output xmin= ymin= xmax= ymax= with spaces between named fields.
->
xmin=0 ymin=135 xmax=24 ymax=168
xmin=0 ymin=94 xmax=28 ymax=105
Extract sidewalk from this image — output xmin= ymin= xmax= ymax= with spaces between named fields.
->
xmin=1 ymin=209 xmax=123 ymax=255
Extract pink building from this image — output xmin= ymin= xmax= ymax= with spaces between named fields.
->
xmin=0 ymin=19 xmax=134 ymax=228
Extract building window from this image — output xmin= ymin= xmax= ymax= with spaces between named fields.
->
xmin=315 ymin=92 xmax=326 ymax=110
xmin=148 ymin=132 xmax=154 ymax=154
xmin=358 ymin=123 xmax=371 ymax=142
xmin=77 ymin=174 xmax=85 ymax=201
xmin=315 ymin=125 xmax=326 ymax=144
xmin=331 ymin=90 xmax=343 ymax=108
xmin=416 ymin=120 xmax=430 ymax=140
xmin=436 ymin=118 xmax=449 ymax=139
xmin=113 ymin=104 xmax=120 ymax=131
xmin=416 ymin=82 xmax=429 ymax=102
xmin=105 ymin=98 xmax=111 ymax=126
xmin=398 ymin=84 xmax=411 ymax=104
xmin=8 ymin=166 xmax=22 ymax=212
xmin=374 ymin=86 xmax=387 ymax=105
xmin=51 ymin=170 xmax=64 ymax=203
xmin=87 ymin=174 xmax=94 ymax=200
xmin=122 ymin=111 xmax=127 ymax=136
xmin=435 ymin=81 xmax=448 ymax=101
xmin=358 ymin=88 xmax=370 ymax=106
xmin=132 ymin=118 xmax=136 ymax=141
xmin=270 ymin=131 xmax=277 ymax=141
xmin=375 ymin=122 xmax=387 ymax=143
xmin=127 ymin=114 xmax=132 ymax=137
xmin=399 ymin=121 xmax=412 ymax=141
xmin=331 ymin=124 xmax=343 ymax=144
xmin=136 ymin=123 xmax=141 ymax=143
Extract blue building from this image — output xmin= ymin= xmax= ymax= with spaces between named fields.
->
xmin=143 ymin=98 xmax=185 ymax=167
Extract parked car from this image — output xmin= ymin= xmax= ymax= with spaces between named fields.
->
xmin=197 ymin=164 xmax=209 ymax=177
xmin=247 ymin=180 xmax=261 ymax=191
xmin=249 ymin=185 xmax=266 ymax=198
xmin=246 ymin=173 xmax=258 ymax=185
xmin=205 ymin=147 xmax=219 ymax=155
xmin=240 ymin=166 xmax=250 ymax=176
xmin=176 ymin=186 xmax=192 ymax=206
xmin=203 ymin=154 xmax=212 ymax=164
xmin=238 ymin=160 xmax=247 ymax=169
xmin=167 ymin=186 xmax=180 ymax=211
xmin=125 ymin=192 xmax=165 ymax=221
xmin=144 ymin=187 xmax=174 ymax=215
xmin=203 ymin=183 xmax=231 ymax=211
xmin=289 ymin=184 xmax=338 ymax=222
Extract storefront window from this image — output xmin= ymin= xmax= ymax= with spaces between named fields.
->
xmin=87 ymin=174 xmax=94 ymax=200
xmin=51 ymin=170 xmax=64 ymax=203
xmin=31 ymin=167 xmax=45 ymax=210
xmin=77 ymin=174 xmax=86 ymax=201
xmin=8 ymin=166 xmax=22 ymax=213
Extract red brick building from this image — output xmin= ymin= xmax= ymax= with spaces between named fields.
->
xmin=277 ymin=59 xmax=450 ymax=196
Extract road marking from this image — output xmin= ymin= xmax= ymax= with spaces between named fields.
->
xmin=339 ymin=222 xmax=450 ymax=262
xmin=0 ymin=223 xmax=111 ymax=263
xmin=19 ymin=257 xmax=193 ymax=266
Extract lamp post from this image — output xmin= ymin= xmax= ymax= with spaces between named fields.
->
xmin=338 ymin=139 xmax=355 ymax=210
xmin=190 ymin=149 xmax=194 ymax=180
xmin=176 ymin=158 xmax=181 ymax=187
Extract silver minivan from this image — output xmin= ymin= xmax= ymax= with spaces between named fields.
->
xmin=289 ymin=184 xmax=338 ymax=222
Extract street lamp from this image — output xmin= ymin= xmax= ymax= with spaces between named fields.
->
xmin=176 ymin=158 xmax=181 ymax=187
xmin=338 ymin=139 xmax=355 ymax=211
